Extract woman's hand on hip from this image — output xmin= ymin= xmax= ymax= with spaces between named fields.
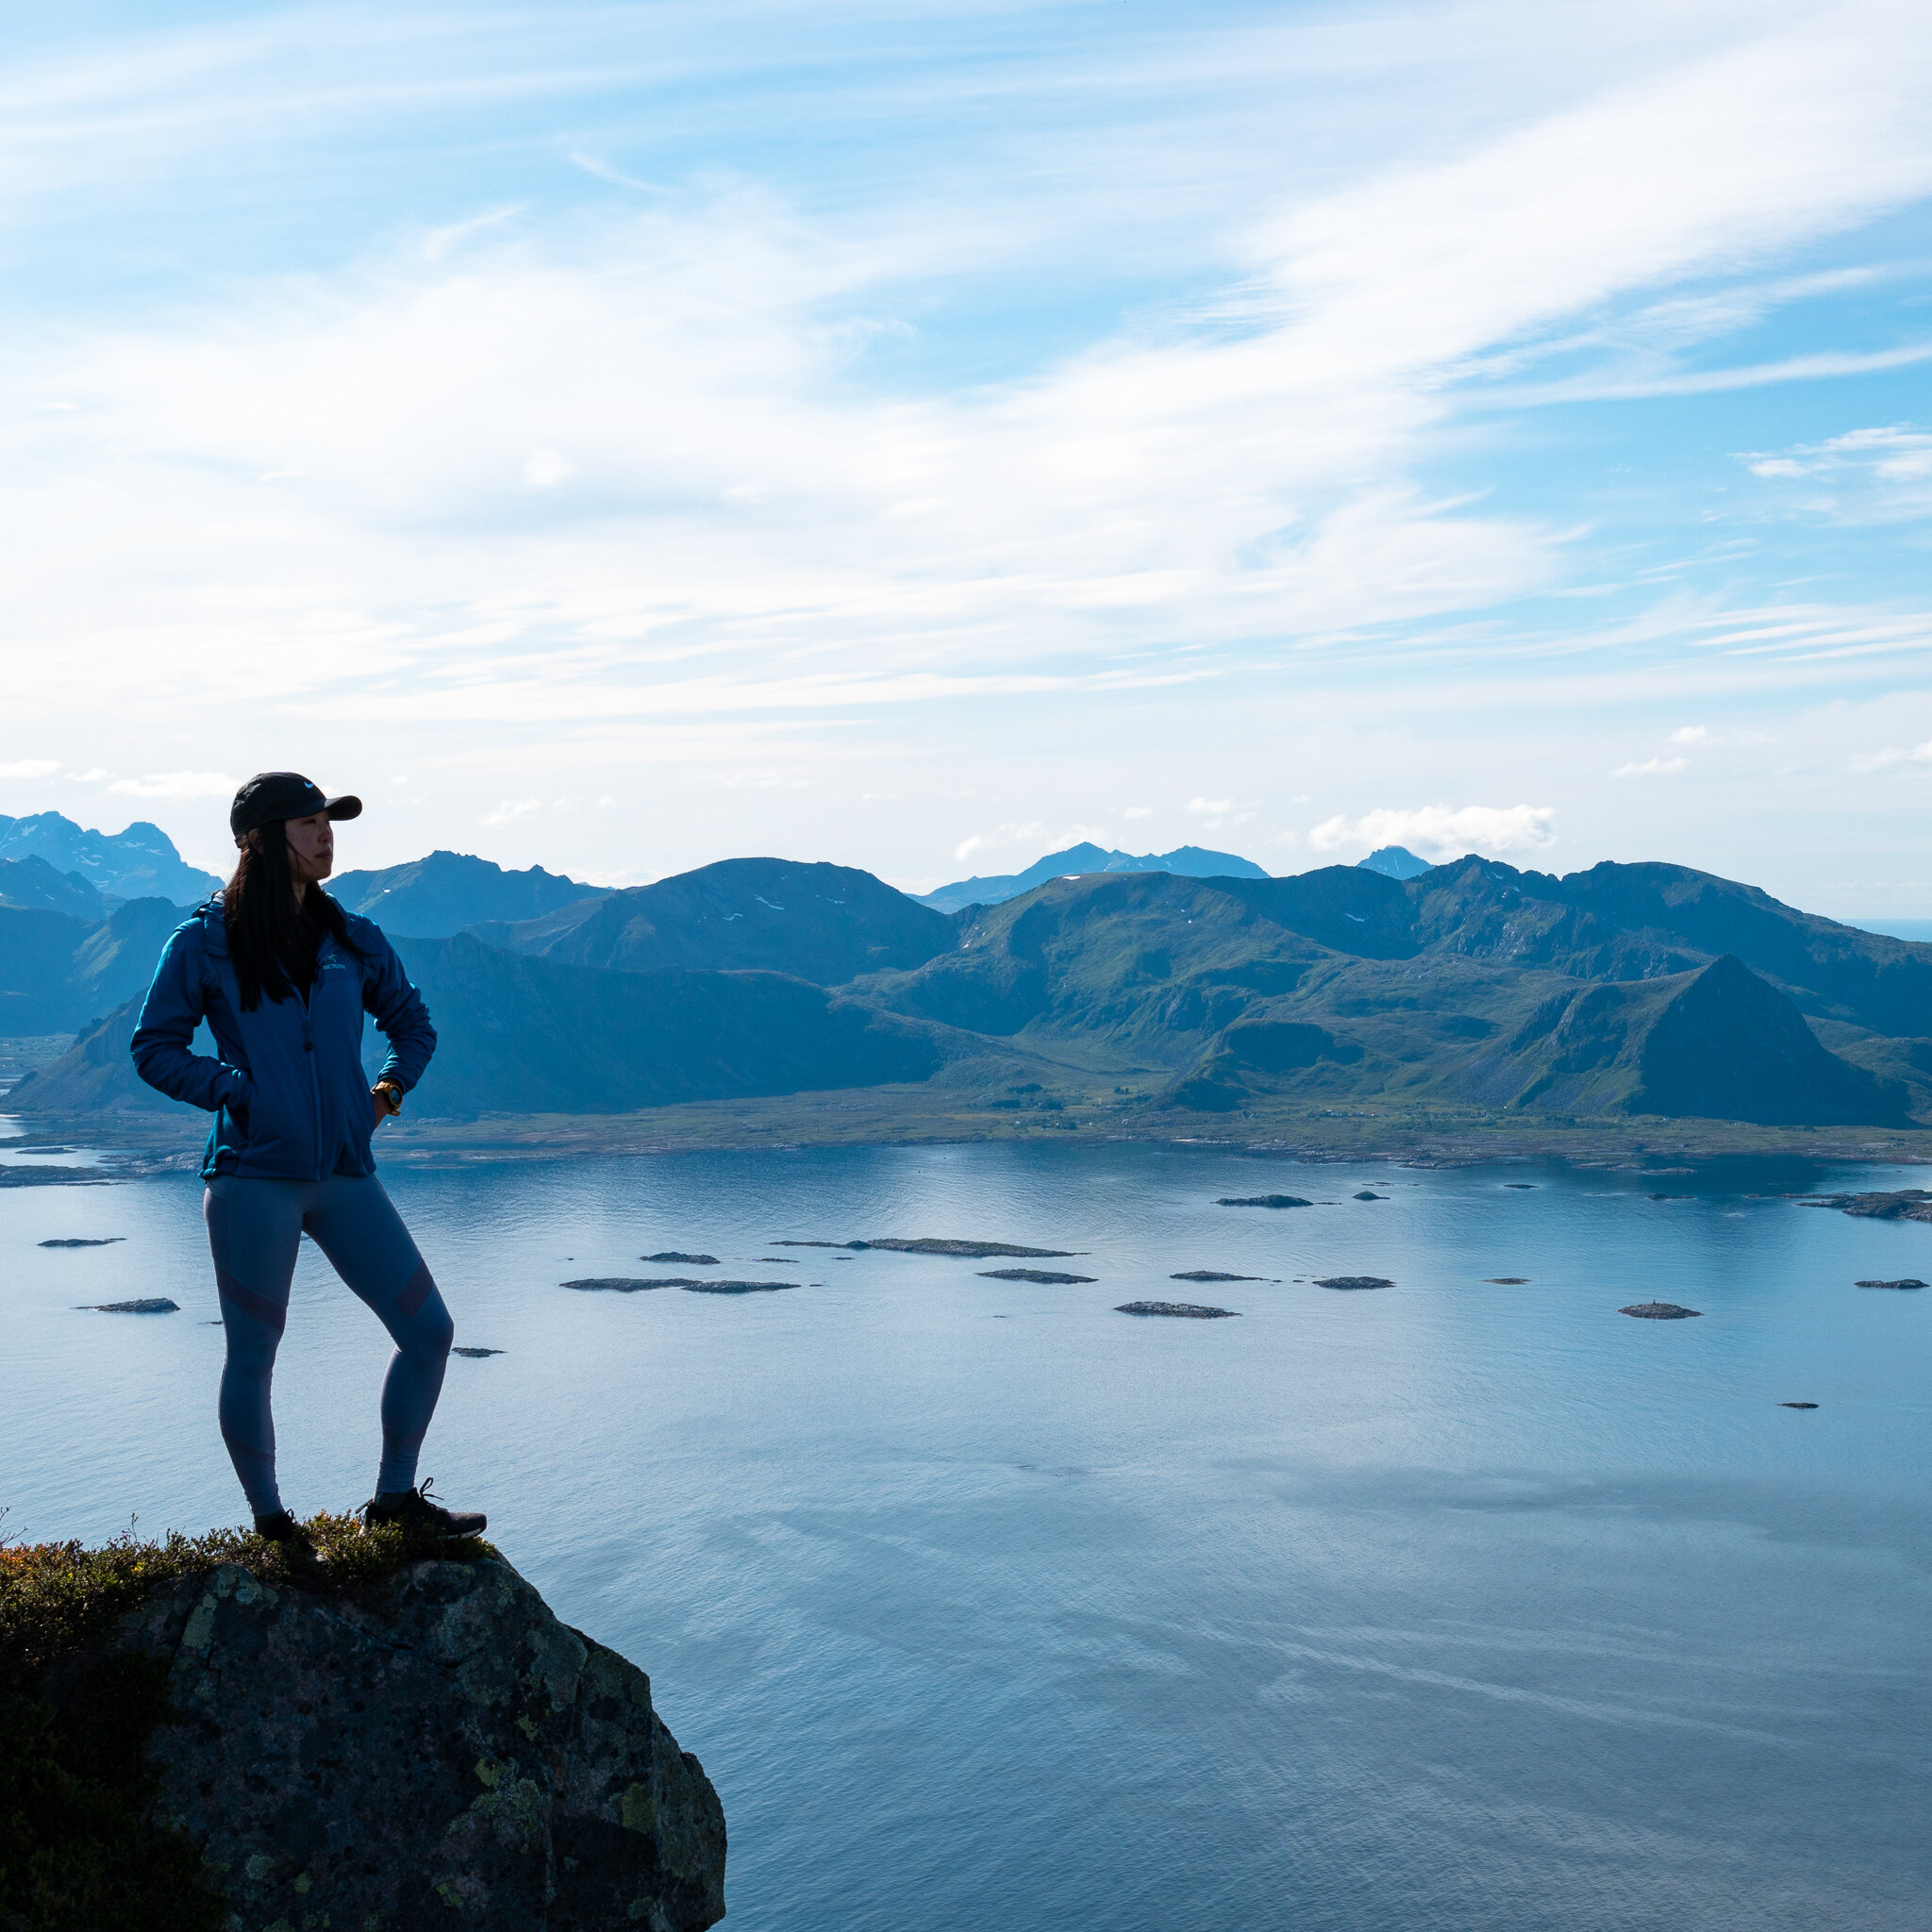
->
xmin=371 ymin=1081 xmax=403 ymax=1130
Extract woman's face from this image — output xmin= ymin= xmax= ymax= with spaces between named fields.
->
xmin=282 ymin=812 xmax=335 ymax=883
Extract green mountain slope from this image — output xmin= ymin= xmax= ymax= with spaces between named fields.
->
xmin=0 ymin=908 xmax=96 ymax=1034
xmin=10 ymin=936 xmax=958 ymax=1120
xmin=472 ymin=858 xmax=954 ymax=984
xmin=7 ymin=846 xmax=1928 ymax=1134
xmin=0 ymin=899 xmax=190 ymax=1034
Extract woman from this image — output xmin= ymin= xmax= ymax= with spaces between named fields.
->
xmin=132 ymin=771 xmax=484 ymax=1558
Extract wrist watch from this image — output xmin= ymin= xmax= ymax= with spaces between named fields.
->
xmin=373 ymin=1080 xmax=404 ymax=1116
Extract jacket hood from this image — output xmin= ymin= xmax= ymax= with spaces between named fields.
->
xmin=184 ymin=895 xmax=229 ymax=958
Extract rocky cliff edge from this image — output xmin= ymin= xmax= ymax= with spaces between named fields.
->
xmin=22 ymin=1544 xmax=726 ymax=1931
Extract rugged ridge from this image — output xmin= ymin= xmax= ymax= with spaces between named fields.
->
xmin=40 ymin=1552 xmax=726 ymax=1930
xmin=472 ymin=857 xmax=954 ymax=984
xmin=916 ymin=841 xmax=1268 ymax=913
xmin=7 ymin=843 xmax=1932 ymax=1131
xmin=330 ymin=850 xmax=608 ymax=939
xmin=0 ymin=810 xmax=220 ymax=905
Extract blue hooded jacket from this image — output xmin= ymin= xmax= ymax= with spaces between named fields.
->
xmin=130 ymin=896 xmax=436 ymax=1182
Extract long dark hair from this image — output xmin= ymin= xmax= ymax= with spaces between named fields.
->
xmin=223 ymin=823 xmax=364 ymax=1011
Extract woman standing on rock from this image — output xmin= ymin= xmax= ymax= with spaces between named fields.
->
xmin=132 ymin=772 xmax=485 ymax=1559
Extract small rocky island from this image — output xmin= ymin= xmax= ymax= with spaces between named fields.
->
xmin=5 ymin=1528 xmax=726 ymax=1931
xmin=1620 ymin=1302 xmax=1703 ymax=1319
xmin=80 ymin=1296 xmax=178 ymax=1313
xmin=977 ymin=1267 xmax=1095 ymax=1283
xmin=1116 ymin=1300 xmax=1239 ymax=1318
xmin=1313 ymin=1276 xmax=1392 ymax=1291
xmin=1801 ymin=1190 xmax=1932 ymax=1222
xmin=1854 ymin=1277 xmax=1925 ymax=1290
xmin=563 ymin=1276 xmax=792 ymax=1294
xmin=1214 ymin=1195 xmax=1311 ymax=1209
xmin=774 ymin=1237 xmax=1078 ymax=1257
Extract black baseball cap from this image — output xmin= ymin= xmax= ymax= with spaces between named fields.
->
xmin=229 ymin=772 xmax=363 ymax=840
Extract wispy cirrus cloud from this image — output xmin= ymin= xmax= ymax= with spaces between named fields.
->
xmin=108 ymin=770 xmax=236 ymax=799
xmin=2 ymin=1 xmax=1932 ymax=908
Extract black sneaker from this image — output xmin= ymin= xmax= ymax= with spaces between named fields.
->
xmin=361 ymin=1477 xmax=486 ymax=1537
xmin=254 ymin=1508 xmax=325 ymax=1571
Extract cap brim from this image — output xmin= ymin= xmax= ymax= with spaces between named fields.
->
xmin=324 ymin=794 xmax=363 ymax=822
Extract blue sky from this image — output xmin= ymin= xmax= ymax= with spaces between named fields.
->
xmin=3 ymin=1 xmax=1930 ymax=911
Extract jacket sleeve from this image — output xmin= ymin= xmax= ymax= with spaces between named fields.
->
xmin=361 ymin=928 xmax=437 ymax=1093
xmin=129 ymin=927 xmax=251 ymax=1113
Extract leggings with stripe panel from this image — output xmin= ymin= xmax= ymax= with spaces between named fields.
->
xmin=203 ymin=1172 xmax=454 ymax=1516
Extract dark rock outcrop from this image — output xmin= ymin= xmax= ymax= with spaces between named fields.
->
xmin=1805 ymin=1191 xmax=1932 ymax=1221
xmin=1854 ymin=1277 xmax=1925 ymax=1290
xmin=82 ymin=1297 xmax=177 ymax=1313
xmin=40 ymin=1236 xmax=125 ymax=1247
xmin=644 ymin=1253 xmax=718 ymax=1265
xmin=975 ymin=1268 xmax=1095 ymax=1283
xmin=1170 ymin=1270 xmax=1260 ymax=1282
xmin=1215 ymin=1195 xmax=1311 ymax=1208
xmin=1115 ymin=1301 xmax=1238 ymax=1318
xmin=1313 ymin=1276 xmax=1391 ymax=1291
xmin=853 ymin=1238 xmax=1075 ymax=1257
xmin=562 ymin=1276 xmax=791 ymax=1294
xmin=1620 ymin=1302 xmax=1702 ymax=1319
xmin=44 ymin=1554 xmax=725 ymax=1930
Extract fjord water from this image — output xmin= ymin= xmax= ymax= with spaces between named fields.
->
xmin=5 ymin=1139 xmax=1928 ymax=1930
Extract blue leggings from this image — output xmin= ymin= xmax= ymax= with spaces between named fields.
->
xmin=203 ymin=1173 xmax=454 ymax=1516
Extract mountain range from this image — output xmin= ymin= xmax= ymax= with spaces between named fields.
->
xmin=916 ymin=842 xmax=1268 ymax=913
xmin=5 ymin=839 xmax=1930 ymax=1134
xmin=1356 ymin=845 xmax=1431 ymax=880
xmin=329 ymin=850 xmax=606 ymax=937
xmin=0 ymin=811 xmax=222 ymax=906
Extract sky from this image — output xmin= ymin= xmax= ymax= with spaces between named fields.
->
xmin=2 ymin=1 xmax=1930 ymax=911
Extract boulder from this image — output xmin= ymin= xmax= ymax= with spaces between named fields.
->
xmin=39 ymin=1552 xmax=725 ymax=1931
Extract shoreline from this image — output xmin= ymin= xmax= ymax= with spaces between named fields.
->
xmin=7 ymin=1081 xmax=1930 ymax=1175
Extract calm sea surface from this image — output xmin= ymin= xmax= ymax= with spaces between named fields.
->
xmin=4 ymin=1134 xmax=1929 ymax=1930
